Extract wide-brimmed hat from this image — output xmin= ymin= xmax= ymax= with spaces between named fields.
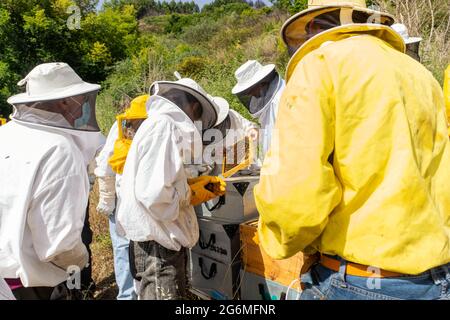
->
xmin=285 ymin=23 xmax=405 ymax=81
xmin=281 ymin=0 xmax=395 ymax=56
xmin=8 ymin=62 xmax=100 ymax=105
xmin=232 ymin=60 xmax=276 ymax=95
xmin=391 ymin=23 xmax=422 ymax=45
xmin=150 ymin=77 xmax=219 ymax=129
xmin=212 ymin=96 xmax=230 ymax=126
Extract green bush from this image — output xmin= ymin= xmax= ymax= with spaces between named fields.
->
xmin=164 ymin=13 xmax=195 ymax=34
xmin=176 ymin=56 xmax=209 ymax=77
xmin=182 ymin=17 xmax=221 ymax=45
xmin=0 ymin=1 xmax=140 ymax=116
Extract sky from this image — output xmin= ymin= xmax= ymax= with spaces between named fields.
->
xmin=97 ymin=0 xmax=272 ymax=10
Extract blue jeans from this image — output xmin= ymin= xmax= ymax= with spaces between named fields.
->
xmin=300 ymin=256 xmax=450 ymax=300
xmin=109 ymin=214 xmax=136 ymax=300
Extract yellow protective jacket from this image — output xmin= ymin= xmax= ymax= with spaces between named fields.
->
xmin=445 ymin=65 xmax=450 ymax=136
xmin=255 ymin=33 xmax=450 ymax=275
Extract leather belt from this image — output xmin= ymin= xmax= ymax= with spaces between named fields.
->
xmin=320 ymin=255 xmax=405 ymax=278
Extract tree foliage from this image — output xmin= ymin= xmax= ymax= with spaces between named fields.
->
xmin=105 ymin=0 xmax=200 ymax=18
xmin=270 ymin=0 xmax=307 ymax=14
xmin=0 ymin=0 xmax=138 ymax=116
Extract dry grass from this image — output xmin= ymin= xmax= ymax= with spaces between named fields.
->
xmin=89 ymin=182 xmax=118 ymax=300
xmin=375 ymin=0 xmax=450 ymax=84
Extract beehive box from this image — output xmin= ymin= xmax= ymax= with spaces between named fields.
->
xmin=240 ymin=270 xmax=302 ymax=300
xmin=194 ymin=175 xmax=259 ymax=224
xmin=240 ymin=219 xmax=306 ymax=287
xmin=191 ymin=218 xmax=240 ymax=264
xmin=188 ymin=251 xmax=241 ymax=300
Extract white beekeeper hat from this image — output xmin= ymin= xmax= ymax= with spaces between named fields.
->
xmin=391 ymin=23 xmax=422 ymax=44
xmin=8 ymin=62 xmax=100 ymax=105
xmin=150 ymin=73 xmax=220 ymax=130
xmin=232 ymin=60 xmax=276 ymax=95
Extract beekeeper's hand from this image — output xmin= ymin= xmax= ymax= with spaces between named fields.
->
xmin=97 ymin=176 xmax=116 ymax=215
xmin=188 ymin=176 xmax=226 ymax=206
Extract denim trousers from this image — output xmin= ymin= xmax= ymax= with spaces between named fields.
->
xmin=300 ymin=256 xmax=450 ymax=300
xmin=129 ymin=240 xmax=187 ymax=300
xmin=109 ymin=214 xmax=137 ymax=300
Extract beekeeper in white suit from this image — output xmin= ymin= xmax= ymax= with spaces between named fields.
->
xmin=0 ymin=63 xmax=105 ymax=300
xmin=232 ymin=60 xmax=285 ymax=158
xmin=117 ymin=77 xmax=226 ymax=300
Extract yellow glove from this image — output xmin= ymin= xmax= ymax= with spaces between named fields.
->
xmin=188 ymin=176 xmax=226 ymax=206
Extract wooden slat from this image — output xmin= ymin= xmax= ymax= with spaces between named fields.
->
xmin=240 ymin=219 xmax=305 ymax=287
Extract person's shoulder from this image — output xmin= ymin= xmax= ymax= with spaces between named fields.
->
xmin=311 ymin=35 xmax=381 ymax=59
xmin=140 ymin=114 xmax=175 ymax=134
xmin=2 ymin=122 xmax=73 ymax=152
xmin=133 ymin=116 xmax=176 ymax=150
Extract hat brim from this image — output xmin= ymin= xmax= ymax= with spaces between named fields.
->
xmin=281 ymin=5 xmax=395 ymax=53
xmin=232 ymin=64 xmax=276 ymax=95
xmin=7 ymin=82 xmax=101 ymax=105
xmin=285 ymin=24 xmax=406 ymax=82
xmin=151 ymin=81 xmax=218 ymax=129
xmin=213 ymin=97 xmax=230 ymax=126
xmin=404 ymin=37 xmax=422 ymax=44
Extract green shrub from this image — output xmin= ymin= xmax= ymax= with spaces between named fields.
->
xmin=176 ymin=56 xmax=209 ymax=77
xmin=182 ymin=18 xmax=221 ymax=45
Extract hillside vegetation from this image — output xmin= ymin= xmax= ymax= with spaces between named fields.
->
xmin=96 ymin=3 xmax=291 ymax=132
xmin=2 ymin=0 xmax=448 ymax=126
xmin=95 ymin=0 xmax=449 ymax=133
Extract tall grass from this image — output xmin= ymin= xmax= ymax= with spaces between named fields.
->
xmin=375 ymin=0 xmax=450 ymax=84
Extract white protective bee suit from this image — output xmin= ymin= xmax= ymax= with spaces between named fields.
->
xmin=0 ymin=63 xmax=105 ymax=288
xmin=116 ymin=95 xmax=204 ymax=251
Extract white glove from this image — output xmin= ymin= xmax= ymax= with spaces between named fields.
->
xmin=97 ymin=176 xmax=116 ymax=216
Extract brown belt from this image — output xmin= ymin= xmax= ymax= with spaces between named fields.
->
xmin=320 ymin=255 xmax=405 ymax=278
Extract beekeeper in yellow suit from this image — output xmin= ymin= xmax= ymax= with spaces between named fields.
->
xmin=255 ymin=0 xmax=450 ymax=300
